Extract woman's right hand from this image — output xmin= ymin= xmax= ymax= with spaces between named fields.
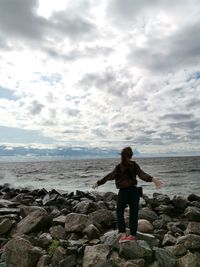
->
xmin=92 ymin=182 xmax=98 ymax=190
xmin=152 ymin=178 xmax=163 ymax=189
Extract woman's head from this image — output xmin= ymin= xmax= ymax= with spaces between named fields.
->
xmin=120 ymin=147 xmax=133 ymax=165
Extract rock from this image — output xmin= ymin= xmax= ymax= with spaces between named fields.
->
xmin=172 ymin=196 xmax=188 ymax=211
xmin=51 ymin=246 xmax=66 ymax=267
xmin=138 ymin=207 xmax=159 ymax=223
xmin=0 ymin=199 xmax=18 ymax=208
xmin=177 ymin=251 xmax=200 ymax=267
xmin=164 ymin=244 xmax=187 ymax=257
xmin=83 ymin=244 xmax=110 ymax=267
xmin=185 ymin=221 xmax=200 ymax=235
xmin=184 ymin=206 xmax=200 ymax=221
xmin=52 ymin=215 xmax=67 ymax=226
xmin=138 ymin=219 xmax=154 ymax=233
xmin=83 ymin=224 xmax=101 ymax=239
xmin=2 ymin=236 xmax=44 ymax=267
xmin=65 ymin=213 xmax=91 ymax=233
xmin=0 ymin=218 xmax=13 ymax=235
xmin=148 ymin=261 xmax=160 ymax=267
xmin=136 ymin=232 xmax=160 ymax=248
xmin=103 ymin=192 xmax=118 ymax=202
xmin=176 ymin=234 xmax=200 ymax=250
xmin=162 ymin=233 xmax=177 ymax=246
xmin=89 ymin=209 xmax=115 ymax=229
xmin=19 ymin=205 xmax=47 ymax=217
xmin=166 ymin=222 xmax=184 ymax=235
xmin=38 ymin=233 xmax=52 ymax=248
xmin=49 ymin=225 xmax=66 ymax=240
xmin=153 ymin=193 xmax=171 ymax=204
xmin=154 ymin=204 xmax=175 ymax=215
xmin=154 ymin=247 xmax=177 ymax=267
xmin=100 ymin=230 xmax=121 ymax=249
xmin=12 ymin=209 xmax=50 ymax=236
xmin=119 ymin=240 xmax=152 ymax=260
xmin=59 ymin=255 xmax=77 ymax=267
xmin=36 ymin=254 xmax=51 ymax=267
xmin=188 ymin=194 xmax=200 ymax=202
xmin=0 ymin=208 xmax=20 ymax=215
xmin=74 ymin=200 xmax=98 ymax=214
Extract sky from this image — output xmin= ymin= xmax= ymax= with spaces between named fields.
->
xmin=0 ymin=0 xmax=200 ymax=157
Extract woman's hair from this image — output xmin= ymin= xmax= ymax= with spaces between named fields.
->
xmin=120 ymin=147 xmax=133 ymax=166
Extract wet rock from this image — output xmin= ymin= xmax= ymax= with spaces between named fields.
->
xmin=172 ymin=196 xmax=188 ymax=211
xmin=184 ymin=206 xmax=200 ymax=221
xmin=188 ymin=194 xmax=200 ymax=202
xmin=2 ymin=236 xmax=44 ymax=267
xmin=89 ymin=209 xmax=115 ymax=229
xmin=138 ymin=207 xmax=159 ymax=223
xmin=49 ymin=225 xmax=66 ymax=240
xmin=153 ymin=247 xmax=177 ymax=267
xmin=65 ymin=213 xmax=91 ymax=233
xmin=138 ymin=219 xmax=154 ymax=233
xmin=0 ymin=218 xmax=13 ymax=235
xmin=83 ymin=244 xmax=110 ymax=267
xmin=176 ymin=234 xmax=200 ymax=250
xmin=12 ymin=209 xmax=50 ymax=236
xmin=185 ymin=221 xmax=200 ymax=235
xmin=119 ymin=240 xmax=152 ymax=260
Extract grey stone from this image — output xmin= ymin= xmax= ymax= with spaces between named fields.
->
xmin=136 ymin=232 xmax=160 ymax=248
xmin=100 ymin=230 xmax=121 ymax=249
xmin=52 ymin=215 xmax=67 ymax=226
xmin=0 ymin=218 xmax=13 ymax=235
xmin=162 ymin=233 xmax=177 ymax=246
xmin=119 ymin=240 xmax=152 ymax=260
xmin=36 ymin=254 xmax=51 ymax=267
xmin=65 ymin=213 xmax=91 ymax=233
xmin=185 ymin=221 xmax=200 ymax=235
xmin=89 ymin=209 xmax=115 ymax=229
xmin=2 ymin=236 xmax=44 ymax=267
xmin=74 ymin=200 xmax=98 ymax=214
xmin=184 ymin=206 xmax=200 ymax=221
xmin=176 ymin=234 xmax=200 ymax=250
xmin=11 ymin=209 xmax=50 ymax=236
xmin=83 ymin=224 xmax=101 ymax=239
xmin=154 ymin=247 xmax=177 ymax=267
xmin=83 ymin=244 xmax=110 ymax=267
xmin=138 ymin=207 xmax=159 ymax=223
xmin=172 ymin=196 xmax=188 ymax=211
xmin=59 ymin=255 xmax=77 ymax=267
xmin=51 ymin=247 xmax=66 ymax=267
xmin=177 ymin=251 xmax=200 ymax=267
xmin=50 ymin=225 xmax=66 ymax=240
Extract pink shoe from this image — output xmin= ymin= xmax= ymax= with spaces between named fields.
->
xmin=119 ymin=235 xmax=127 ymax=243
xmin=126 ymin=235 xmax=137 ymax=241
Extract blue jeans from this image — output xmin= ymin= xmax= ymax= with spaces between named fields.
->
xmin=116 ymin=185 xmax=140 ymax=236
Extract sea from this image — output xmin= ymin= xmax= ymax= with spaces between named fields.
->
xmin=0 ymin=156 xmax=200 ymax=197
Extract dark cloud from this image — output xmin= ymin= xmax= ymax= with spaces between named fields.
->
xmin=161 ymin=113 xmax=193 ymax=121
xmin=29 ymin=100 xmax=44 ymax=115
xmin=0 ymin=0 xmax=47 ymax=40
xmin=128 ymin=21 xmax=200 ymax=72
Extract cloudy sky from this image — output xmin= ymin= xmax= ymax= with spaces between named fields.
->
xmin=0 ymin=0 xmax=200 ymax=156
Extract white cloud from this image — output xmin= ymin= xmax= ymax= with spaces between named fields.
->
xmin=0 ymin=0 xmax=199 ymax=155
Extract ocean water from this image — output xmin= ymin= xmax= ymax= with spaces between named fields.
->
xmin=0 ymin=156 xmax=199 ymax=197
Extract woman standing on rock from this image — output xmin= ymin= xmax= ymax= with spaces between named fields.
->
xmin=92 ymin=147 xmax=163 ymax=242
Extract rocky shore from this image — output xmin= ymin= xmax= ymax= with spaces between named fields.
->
xmin=0 ymin=184 xmax=200 ymax=267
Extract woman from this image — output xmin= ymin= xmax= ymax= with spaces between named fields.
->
xmin=92 ymin=147 xmax=163 ymax=242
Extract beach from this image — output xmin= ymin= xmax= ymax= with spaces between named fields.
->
xmin=0 ymin=184 xmax=200 ymax=266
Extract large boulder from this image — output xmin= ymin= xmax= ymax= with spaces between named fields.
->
xmin=119 ymin=240 xmax=152 ymax=260
xmin=65 ymin=213 xmax=91 ymax=233
xmin=139 ymin=207 xmax=159 ymax=223
xmin=11 ymin=209 xmax=50 ymax=236
xmin=138 ymin=219 xmax=154 ymax=233
xmin=176 ymin=234 xmax=200 ymax=250
xmin=83 ymin=244 xmax=109 ymax=267
xmin=74 ymin=200 xmax=98 ymax=214
xmin=184 ymin=206 xmax=200 ymax=221
xmin=2 ymin=236 xmax=44 ymax=267
xmin=185 ymin=221 xmax=200 ymax=235
xmin=177 ymin=251 xmax=200 ymax=267
xmin=153 ymin=247 xmax=177 ymax=267
xmin=89 ymin=209 xmax=115 ymax=229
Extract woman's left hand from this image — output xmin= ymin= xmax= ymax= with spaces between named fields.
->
xmin=152 ymin=178 xmax=163 ymax=189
